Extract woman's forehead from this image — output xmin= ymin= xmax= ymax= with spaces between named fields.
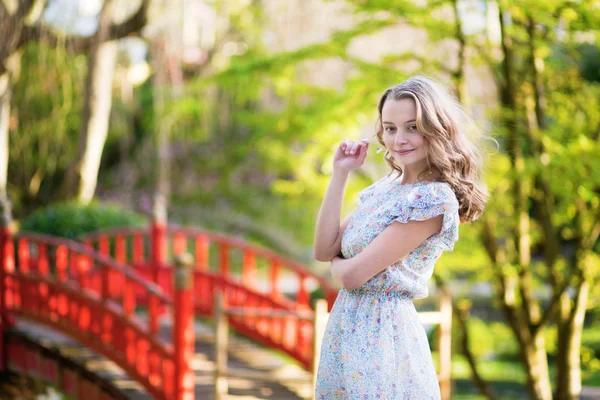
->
xmin=382 ymin=98 xmax=416 ymax=122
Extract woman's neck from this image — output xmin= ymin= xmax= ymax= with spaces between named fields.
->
xmin=400 ymin=165 xmax=438 ymax=185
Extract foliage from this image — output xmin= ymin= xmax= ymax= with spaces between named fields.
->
xmin=9 ymin=42 xmax=87 ymax=215
xmin=19 ymin=202 xmax=146 ymax=240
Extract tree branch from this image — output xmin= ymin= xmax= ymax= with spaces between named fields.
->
xmin=481 ymin=217 xmax=531 ymax=336
xmin=531 ymin=271 xmax=576 ymax=337
xmin=480 ymin=217 xmax=497 ymax=260
xmin=109 ymin=0 xmax=150 ymax=38
xmin=17 ymin=0 xmax=37 ymax=17
xmin=18 ymin=0 xmax=150 ymax=53
xmin=518 ymin=268 xmax=537 ymax=328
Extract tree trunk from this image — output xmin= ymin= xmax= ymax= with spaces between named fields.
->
xmin=496 ymin=9 xmax=552 ymax=399
xmin=521 ymin=330 xmax=553 ymax=400
xmin=150 ymin=2 xmax=185 ymax=223
xmin=66 ymin=0 xmax=119 ymax=204
xmin=497 ymin=287 xmax=552 ymax=400
xmin=0 ymin=51 xmax=22 ymax=202
xmin=556 ymin=273 xmax=589 ymax=399
xmin=150 ymin=37 xmax=170 ymax=223
xmin=73 ymin=41 xmax=118 ymax=203
xmin=451 ymin=0 xmax=468 ymax=103
xmin=0 ymin=72 xmax=10 ymax=201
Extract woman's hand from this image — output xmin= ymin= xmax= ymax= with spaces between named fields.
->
xmin=333 ymin=138 xmax=369 ymax=174
xmin=330 ymin=255 xmax=345 ymax=286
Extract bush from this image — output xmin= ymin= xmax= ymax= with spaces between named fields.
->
xmin=19 ymin=202 xmax=146 ymax=239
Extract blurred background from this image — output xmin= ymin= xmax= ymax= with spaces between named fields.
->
xmin=1 ymin=0 xmax=600 ymax=399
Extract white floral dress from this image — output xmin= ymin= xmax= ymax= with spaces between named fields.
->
xmin=315 ymin=174 xmax=460 ymax=399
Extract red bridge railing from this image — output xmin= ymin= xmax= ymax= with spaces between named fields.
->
xmin=0 ymin=230 xmax=194 ymax=400
xmin=79 ymin=222 xmax=338 ymax=370
xmin=204 ymin=273 xmax=318 ymax=370
xmin=80 ymin=223 xmax=338 ymax=311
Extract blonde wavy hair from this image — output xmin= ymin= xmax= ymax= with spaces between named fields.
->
xmin=375 ymin=75 xmax=490 ymax=223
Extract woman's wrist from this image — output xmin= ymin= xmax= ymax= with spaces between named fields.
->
xmin=331 ymin=168 xmax=350 ymax=180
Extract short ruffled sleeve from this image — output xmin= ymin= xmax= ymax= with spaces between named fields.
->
xmin=391 ymin=183 xmax=460 ymax=252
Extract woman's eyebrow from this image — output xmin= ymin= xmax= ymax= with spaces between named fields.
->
xmin=383 ymin=119 xmax=416 ymax=124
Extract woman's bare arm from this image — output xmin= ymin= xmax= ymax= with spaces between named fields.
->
xmin=331 ymin=216 xmax=443 ymax=289
xmin=313 ymin=138 xmax=369 ymax=262
xmin=313 ymin=170 xmax=354 ymax=262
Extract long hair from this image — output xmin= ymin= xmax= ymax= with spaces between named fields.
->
xmin=375 ymin=75 xmax=491 ymax=223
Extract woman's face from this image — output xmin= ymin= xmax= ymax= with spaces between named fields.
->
xmin=381 ymin=97 xmax=429 ymax=168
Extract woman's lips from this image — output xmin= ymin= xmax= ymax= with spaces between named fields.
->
xmin=395 ymin=149 xmax=415 ymax=156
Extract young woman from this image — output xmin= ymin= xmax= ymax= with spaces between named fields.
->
xmin=313 ymin=75 xmax=488 ymax=399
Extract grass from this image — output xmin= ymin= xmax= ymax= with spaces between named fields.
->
xmin=436 ymin=349 xmax=600 ymax=399
xmin=431 ymin=353 xmax=529 ymax=399
xmin=583 ymin=370 xmax=600 ymax=386
xmin=447 ymin=355 xmax=527 ymax=384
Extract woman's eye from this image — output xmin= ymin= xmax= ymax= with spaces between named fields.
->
xmin=384 ymin=126 xmax=396 ymax=133
xmin=408 ymin=125 xmax=417 ymax=131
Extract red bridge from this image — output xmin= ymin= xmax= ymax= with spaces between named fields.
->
xmin=0 ymin=221 xmax=339 ymax=400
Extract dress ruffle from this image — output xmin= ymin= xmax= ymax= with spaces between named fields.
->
xmin=389 ymin=183 xmax=459 ymax=252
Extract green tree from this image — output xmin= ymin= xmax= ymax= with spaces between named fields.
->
xmin=63 ymin=0 xmax=150 ymax=204
xmin=193 ymin=1 xmax=600 ymax=398
xmin=1 ymin=0 xmax=149 ymax=211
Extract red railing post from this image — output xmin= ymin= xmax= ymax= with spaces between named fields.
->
xmin=242 ymin=250 xmax=256 ymax=285
xmin=269 ymin=259 xmax=280 ymax=297
xmin=150 ymin=221 xmax=166 ymax=333
xmin=219 ymin=244 xmax=229 ymax=277
xmin=0 ymin=197 xmax=14 ymax=371
xmin=195 ymin=235 xmax=208 ymax=271
xmin=174 ymin=253 xmax=195 ymax=400
xmin=150 ymin=220 xmax=167 ymax=275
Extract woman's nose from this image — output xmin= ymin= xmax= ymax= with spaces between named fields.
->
xmin=394 ymin=133 xmax=408 ymax=145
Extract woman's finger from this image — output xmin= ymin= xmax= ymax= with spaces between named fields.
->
xmin=345 ymin=140 xmax=355 ymax=155
xmin=357 ymin=143 xmax=369 ymax=164
xmin=340 ymin=138 xmax=348 ymax=151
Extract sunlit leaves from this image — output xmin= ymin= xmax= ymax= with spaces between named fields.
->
xmin=10 ymin=43 xmax=87 ymax=213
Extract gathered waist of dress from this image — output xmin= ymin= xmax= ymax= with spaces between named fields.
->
xmin=343 ymin=287 xmax=414 ymax=300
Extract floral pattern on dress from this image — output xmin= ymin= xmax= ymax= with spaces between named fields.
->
xmin=315 ymin=174 xmax=460 ymax=399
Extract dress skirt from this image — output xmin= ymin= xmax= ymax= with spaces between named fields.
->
xmin=315 ymin=288 xmax=441 ymax=400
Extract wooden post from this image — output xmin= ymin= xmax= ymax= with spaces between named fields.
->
xmin=213 ymin=293 xmax=228 ymax=400
xmin=174 ymin=253 xmax=195 ymax=400
xmin=311 ymin=299 xmax=328 ymax=400
xmin=438 ymin=289 xmax=452 ymax=400
xmin=0 ymin=196 xmax=13 ymax=370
